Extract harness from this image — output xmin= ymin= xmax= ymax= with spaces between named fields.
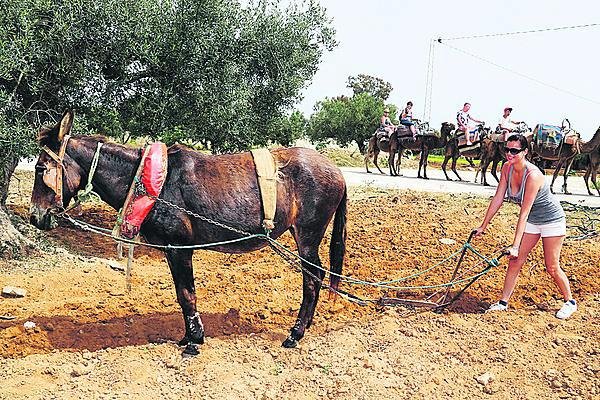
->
xmin=42 ymin=135 xmax=104 ymax=211
xmin=41 ymin=135 xmax=72 ymax=206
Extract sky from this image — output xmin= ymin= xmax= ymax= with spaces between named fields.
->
xmin=297 ymin=0 xmax=600 ymax=140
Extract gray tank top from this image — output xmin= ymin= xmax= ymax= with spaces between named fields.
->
xmin=505 ymin=161 xmax=565 ymax=224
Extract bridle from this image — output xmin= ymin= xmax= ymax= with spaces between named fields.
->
xmin=40 ymin=135 xmax=105 ymax=213
xmin=41 ymin=134 xmax=71 ymax=207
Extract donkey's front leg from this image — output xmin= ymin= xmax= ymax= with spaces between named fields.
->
xmin=165 ymin=248 xmax=205 ymax=355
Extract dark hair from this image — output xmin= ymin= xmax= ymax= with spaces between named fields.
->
xmin=506 ymin=134 xmax=528 ymax=150
xmin=407 ymin=101 xmax=413 ymax=106
xmin=464 ymin=102 xmax=471 ymax=107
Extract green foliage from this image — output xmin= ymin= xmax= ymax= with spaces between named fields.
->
xmin=0 ymin=0 xmax=336 ymax=159
xmin=346 ymin=74 xmax=393 ymax=100
xmin=307 ymin=92 xmax=397 ymax=152
xmin=267 ymin=110 xmax=307 ymax=147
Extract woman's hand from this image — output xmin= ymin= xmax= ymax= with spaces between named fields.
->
xmin=472 ymin=226 xmax=485 ymax=237
xmin=506 ymin=245 xmax=519 ymax=260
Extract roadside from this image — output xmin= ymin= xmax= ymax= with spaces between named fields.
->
xmin=340 ymin=166 xmax=600 ymax=207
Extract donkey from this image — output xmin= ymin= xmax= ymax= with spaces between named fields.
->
xmin=29 ymin=110 xmax=347 ymax=354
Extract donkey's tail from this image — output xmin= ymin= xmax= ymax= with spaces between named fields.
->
xmin=328 ymin=186 xmax=347 ymax=291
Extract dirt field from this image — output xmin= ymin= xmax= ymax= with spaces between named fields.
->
xmin=1 ymin=170 xmax=599 ymax=399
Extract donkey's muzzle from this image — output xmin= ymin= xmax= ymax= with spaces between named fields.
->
xmin=29 ymin=206 xmax=57 ymax=230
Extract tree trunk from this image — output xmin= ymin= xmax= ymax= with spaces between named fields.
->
xmin=0 ymin=155 xmax=30 ymax=258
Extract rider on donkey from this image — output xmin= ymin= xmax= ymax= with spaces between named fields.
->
xmin=497 ymin=106 xmax=524 ymax=134
xmin=457 ymin=102 xmax=484 ymax=145
xmin=380 ymin=107 xmax=396 ymax=138
xmin=400 ymin=101 xmax=418 ymax=139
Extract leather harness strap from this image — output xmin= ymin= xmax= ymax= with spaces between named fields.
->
xmin=42 ymin=135 xmax=71 ymax=205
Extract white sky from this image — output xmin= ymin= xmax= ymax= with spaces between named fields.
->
xmin=297 ymin=0 xmax=600 ymax=140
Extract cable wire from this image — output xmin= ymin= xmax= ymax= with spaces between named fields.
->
xmin=438 ymin=41 xmax=600 ymax=106
xmin=441 ymin=22 xmax=600 ymax=41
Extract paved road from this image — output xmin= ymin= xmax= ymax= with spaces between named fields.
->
xmin=340 ymin=166 xmax=600 ymax=207
xmin=17 ymin=159 xmax=600 ymax=207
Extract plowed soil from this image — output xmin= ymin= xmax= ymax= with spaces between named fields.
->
xmin=1 ymin=170 xmax=598 ymax=400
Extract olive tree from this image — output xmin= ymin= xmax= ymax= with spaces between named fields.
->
xmin=0 ymin=0 xmax=335 ymax=257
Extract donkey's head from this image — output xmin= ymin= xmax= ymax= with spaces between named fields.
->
xmin=441 ymin=122 xmax=455 ymax=137
xmin=30 ymin=110 xmax=86 ymax=230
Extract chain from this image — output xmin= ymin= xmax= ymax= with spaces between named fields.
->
xmin=135 ymin=180 xmax=253 ymax=237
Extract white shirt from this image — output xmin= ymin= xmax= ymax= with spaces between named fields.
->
xmin=457 ymin=110 xmax=476 ymax=130
xmin=499 ymin=116 xmax=516 ymax=131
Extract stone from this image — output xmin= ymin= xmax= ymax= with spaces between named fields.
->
xmin=550 ymin=379 xmax=563 ymax=389
xmin=476 ymin=372 xmax=494 ymax=385
xmin=545 ymin=369 xmax=561 ymax=381
xmin=439 ymin=238 xmax=456 ymax=245
xmin=23 ymin=321 xmax=36 ymax=329
xmin=107 ymin=260 xmax=125 ymax=272
xmin=2 ymin=286 xmax=27 ymax=298
xmin=71 ymin=364 xmax=91 ymax=377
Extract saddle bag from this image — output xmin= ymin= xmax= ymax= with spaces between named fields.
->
xmin=534 ymin=124 xmax=563 ymax=149
xmin=563 ymin=130 xmax=580 ymax=145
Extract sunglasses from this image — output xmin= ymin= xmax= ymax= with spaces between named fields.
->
xmin=504 ymin=147 xmax=525 ymax=155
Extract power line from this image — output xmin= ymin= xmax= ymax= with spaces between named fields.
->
xmin=441 ymin=22 xmax=600 ymax=41
xmin=423 ymin=39 xmax=435 ymax=121
xmin=438 ymin=41 xmax=600 ymax=106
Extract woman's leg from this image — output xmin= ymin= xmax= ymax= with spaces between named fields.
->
xmin=500 ymin=233 xmax=540 ymax=302
xmin=541 ymin=235 xmax=573 ymax=301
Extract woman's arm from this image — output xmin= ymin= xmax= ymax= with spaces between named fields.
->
xmin=511 ymin=171 xmax=544 ymax=251
xmin=474 ymin=163 xmax=510 ymax=235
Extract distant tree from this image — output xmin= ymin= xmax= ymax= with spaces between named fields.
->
xmin=0 ymin=0 xmax=336 ymax=257
xmin=346 ymin=74 xmax=393 ymax=101
xmin=307 ymin=93 xmax=397 ymax=153
xmin=268 ymin=111 xmax=307 ymax=147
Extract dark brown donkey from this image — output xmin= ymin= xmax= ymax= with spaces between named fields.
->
xmin=408 ymin=122 xmax=456 ymax=179
xmin=30 ymin=110 xmax=347 ymax=354
xmin=584 ymin=146 xmax=600 ymax=196
xmin=532 ymin=126 xmax=600 ymax=194
xmin=364 ymin=129 xmax=400 ymax=175
xmin=474 ymin=137 xmax=504 ymax=186
xmin=441 ymin=124 xmax=488 ymax=182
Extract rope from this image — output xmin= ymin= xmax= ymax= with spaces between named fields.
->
xmin=76 ymin=142 xmax=103 ymax=203
xmin=560 ymin=201 xmax=600 ymax=240
xmin=59 ymin=212 xmax=501 ymax=292
xmin=58 ymin=176 xmax=507 ymax=307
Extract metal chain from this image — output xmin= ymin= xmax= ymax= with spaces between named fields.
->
xmin=136 ymin=181 xmax=253 ymax=237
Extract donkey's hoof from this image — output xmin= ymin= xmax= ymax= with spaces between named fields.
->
xmin=178 ymin=336 xmax=190 ymax=346
xmin=182 ymin=343 xmax=199 ymax=356
xmin=282 ymin=337 xmax=298 ymax=348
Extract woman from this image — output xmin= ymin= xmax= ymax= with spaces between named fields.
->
xmin=400 ymin=101 xmax=417 ymax=137
xmin=380 ymin=108 xmax=395 ymax=136
xmin=473 ymin=134 xmax=577 ymax=319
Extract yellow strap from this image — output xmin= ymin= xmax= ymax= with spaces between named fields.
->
xmin=250 ymin=148 xmax=277 ymax=231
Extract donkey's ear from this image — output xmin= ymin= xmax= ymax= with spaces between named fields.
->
xmin=58 ymin=109 xmax=74 ymax=141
